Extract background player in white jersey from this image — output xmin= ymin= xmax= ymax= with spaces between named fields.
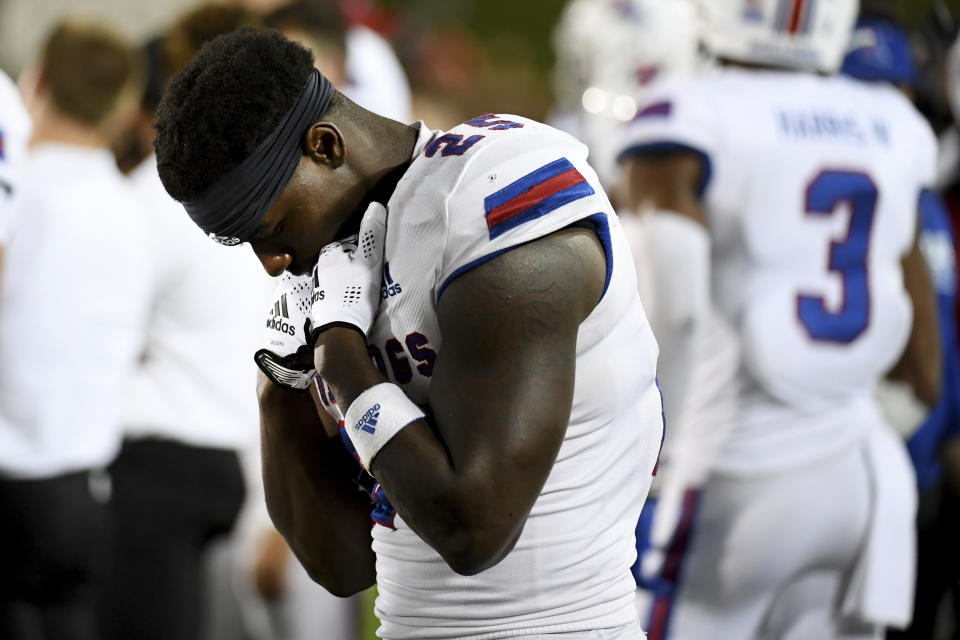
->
xmin=551 ymin=0 xmax=701 ymax=194
xmin=551 ymin=0 xmax=742 ymax=613
xmin=153 ymin=28 xmax=662 ymax=639
xmin=619 ymin=0 xmax=941 ymax=637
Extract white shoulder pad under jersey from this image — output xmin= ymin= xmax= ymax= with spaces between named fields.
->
xmin=619 ymin=70 xmax=934 ymax=411
xmin=0 ymin=70 xmax=31 ymax=240
xmin=431 ymin=114 xmax=616 ymax=298
xmin=618 ymin=75 xmax=720 ymax=198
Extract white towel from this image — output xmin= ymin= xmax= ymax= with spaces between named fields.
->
xmin=841 ymin=425 xmax=918 ymax=628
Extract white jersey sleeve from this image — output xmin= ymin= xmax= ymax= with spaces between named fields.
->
xmin=437 ymin=118 xmax=615 ymax=298
xmin=618 ymin=77 xmax=721 ymax=197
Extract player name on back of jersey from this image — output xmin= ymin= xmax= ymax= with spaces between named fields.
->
xmin=776 ymin=107 xmax=892 ymax=146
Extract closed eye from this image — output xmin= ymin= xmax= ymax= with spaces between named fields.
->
xmin=254 ymin=220 xmax=284 ymax=241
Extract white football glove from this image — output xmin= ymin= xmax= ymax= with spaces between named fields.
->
xmin=254 ymin=273 xmax=316 ymax=392
xmin=311 ymin=202 xmax=387 ymax=339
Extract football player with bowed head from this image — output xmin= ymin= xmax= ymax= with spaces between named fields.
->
xmin=619 ymin=0 xmax=940 ymax=638
xmin=154 ymin=28 xmax=664 ymax=640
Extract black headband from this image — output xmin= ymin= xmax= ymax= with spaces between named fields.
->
xmin=182 ymin=68 xmax=335 ymax=246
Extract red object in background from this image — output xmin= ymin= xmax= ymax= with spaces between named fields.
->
xmin=339 ymin=0 xmax=401 ymax=38
xmin=414 ymin=28 xmax=484 ymax=97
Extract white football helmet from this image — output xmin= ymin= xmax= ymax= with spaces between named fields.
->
xmin=553 ymin=0 xmax=701 ymax=187
xmin=698 ymin=0 xmax=859 ymax=73
xmin=554 ymin=0 xmax=700 ymax=103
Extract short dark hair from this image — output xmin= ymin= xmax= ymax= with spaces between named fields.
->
xmin=154 ymin=28 xmax=315 ymax=202
xmin=42 ymin=20 xmax=140 ymax=126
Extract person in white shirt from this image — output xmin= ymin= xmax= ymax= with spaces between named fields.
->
xmin=0 ymin=20 xmax=147 ymax=640
xmin=265 ymin=0 xmax=412 ymax=124
xmin=96 ymin=7 xmax=275 ymax=640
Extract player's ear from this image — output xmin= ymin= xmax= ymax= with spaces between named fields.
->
xmin=303 ymin=122 xmax=345 ymax=169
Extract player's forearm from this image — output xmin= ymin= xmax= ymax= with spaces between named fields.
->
xmin=891 ymin=238 xmax=942 ymax=407
xmin=373 ymin=420 xmax=523 ymax=576
xmin=258 ymin=375 xmax=376 ymax=595
xmin=315 ymin=329 xmax=526 ymax=576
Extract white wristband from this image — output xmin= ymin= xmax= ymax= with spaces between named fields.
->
xmin=343 ymin=382 xmax=425 ymax=471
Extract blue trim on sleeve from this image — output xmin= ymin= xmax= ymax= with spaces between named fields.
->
xmin=617 ymin=142 xmax=714 ymax=197
xmin=436 ymin=213 xmax=612 ymax=303
xmin=436 ymin=245 xmax=519 ymax=303
xmin=585 ymin=213 xmax=613 ymax=301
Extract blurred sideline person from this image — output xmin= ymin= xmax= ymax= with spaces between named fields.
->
xmin=98 ymin=6 xmax=274 ymax=640
xmin=154 ymin=27 xmax=662 ymax=639
xmin=0 ymin=20 xmax=147 ymax=640
xmin=264 ymin=0 xmax=412 ymax=124
xmin=550 ymin=0 xmax=740 ymax=619
xmin=845 ymin=16 xmax=960 ymax=639
xmin=0 ymin=69 xmax=31 ymax=286
xmin=265 ymin=0 xmax=348 ymax=87
xmin=619 ymin=0 xmax=940 ymax=637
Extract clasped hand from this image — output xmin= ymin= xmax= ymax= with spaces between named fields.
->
xmin=255 ymin=202 xmax=388 ymax=393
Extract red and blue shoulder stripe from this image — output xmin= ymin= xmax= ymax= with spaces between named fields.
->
xmin=483 ymin=158 xmax=595 ymax=240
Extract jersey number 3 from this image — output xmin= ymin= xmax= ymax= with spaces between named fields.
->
xmin=797 ymin=170 xmax=878 ymax=344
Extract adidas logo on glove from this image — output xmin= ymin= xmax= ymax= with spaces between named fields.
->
xmin=265 ymin=294 xmax=296 ymax=336
xmin=354 ymin=403 xmax=381 ymax=434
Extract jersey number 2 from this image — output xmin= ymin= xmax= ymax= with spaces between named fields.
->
xmin=797 ymin=170 xmax=878 ymax=344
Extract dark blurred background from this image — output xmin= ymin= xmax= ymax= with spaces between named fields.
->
xmin=2 ymin=0 xmax=960 ymax=125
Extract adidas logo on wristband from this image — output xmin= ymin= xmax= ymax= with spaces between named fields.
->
xmin=354 ymin=403 xmax=381 ymax=434
xmin=343 ymin=384 xmax=426 ymax=471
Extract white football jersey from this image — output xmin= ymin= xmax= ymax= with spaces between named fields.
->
xmin=367 ymin=117 xmax=662 ymax=638
xmin=621 ymin=69 xmax=934 ymax=474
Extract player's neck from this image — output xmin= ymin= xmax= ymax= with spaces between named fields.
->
xmin=325 ymin=116 xmax=421 ymax=240
xmin=28 ymin=102 xmax=107 ymax=150
xmin=353 ymin=115 xmax=421 ymax=204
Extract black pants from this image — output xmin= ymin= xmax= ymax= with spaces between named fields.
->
xmin=889 ymin=476 xmax=960 ymax=639
xmin=0 ymin=470 xmax=112 ymax=640
xmin=100 ymin=438 xmax=245 ymax=640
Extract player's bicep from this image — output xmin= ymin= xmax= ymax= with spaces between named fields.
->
xmin=623 ymin=151 xmax=707 ymax=227
xmin=429 ymin=226 xmax=604 ymax=513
